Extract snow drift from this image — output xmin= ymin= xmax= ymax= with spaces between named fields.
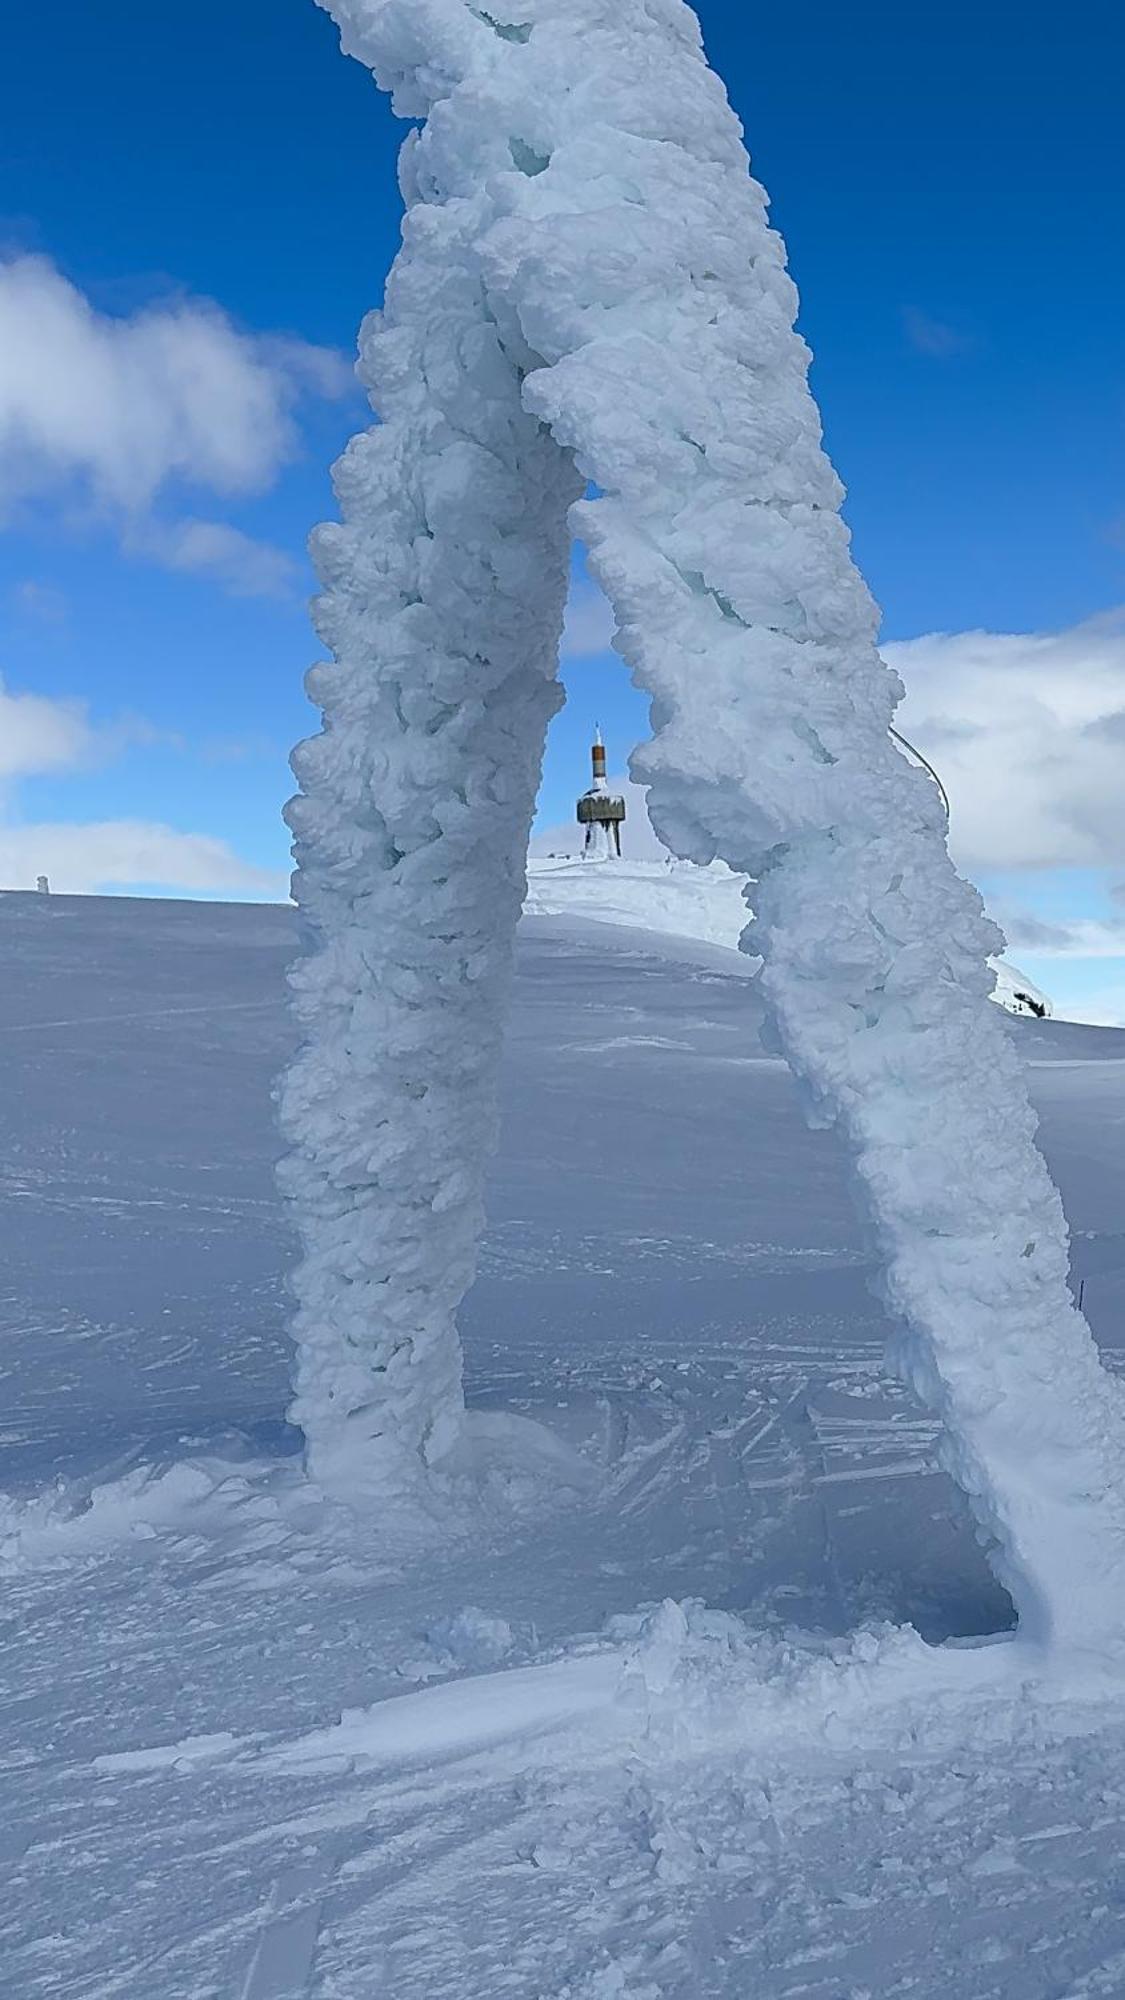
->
xmin=287 ymin=0 xmax=1125 ymax=1646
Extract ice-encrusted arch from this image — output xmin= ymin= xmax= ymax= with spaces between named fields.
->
xmin=282 ymin=0 xmax=1125 ymax=1646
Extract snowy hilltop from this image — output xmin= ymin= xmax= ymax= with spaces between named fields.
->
xmin=526 ymin=854 xmax=1054 ymax=1020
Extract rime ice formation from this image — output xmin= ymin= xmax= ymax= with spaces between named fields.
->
xmin=290 ymin=0 xmax=1125 ymax=1642
xmin=278 ymin=179 xmax=581 ymax=1491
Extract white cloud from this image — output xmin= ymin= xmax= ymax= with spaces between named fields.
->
xmin=10 ymin=578 xmax=67 ymax=622
xmin=0 ymin=672 xmax=178 ymax=786
xmin=989 ymin=910 xmax=1125 ymax=961
xmin=0 ymin=677 xmax=97 ymax=782
xmin=199 ymin=732 xmax=282 ymax=765
xmin=0 ymin=667 xmax=283 ymax=898
xmin=902 ymin=307 xmax=971 ymax=358
xmin=0 ymin=821 xmax=285 ymax=897
xmin=260 ymin=335 xmax=354 ymax=402
xmin=888 ymin=612 xmax=1125 ymax=873
xmin=0 ymin=255 xmax=349 ymax=515
xmin=135 ymin=518 xmax=301 ymax=601
xmin=0 ymin=254 xmax=351 ymax=599
xmin=561 ymin=577 xmax=616 ymax=659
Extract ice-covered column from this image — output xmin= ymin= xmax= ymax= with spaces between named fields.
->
xmin=310 ymin=0 xmax=1125 ymax=1641
xmin=280 ymin=143 xmax=581 ymax=1495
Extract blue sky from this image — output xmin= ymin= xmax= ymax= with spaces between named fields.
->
xmin=1 ymin=0 xmax=1124 ymax=1016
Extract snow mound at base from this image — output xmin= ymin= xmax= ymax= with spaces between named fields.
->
xmin=0 ymin=1408 xmax=598 ymax=1577
xmin=525 ymin=857 xmax=1051 ymax=1018
xmin=268 ymin=1595 xmax=1118 ymax=1785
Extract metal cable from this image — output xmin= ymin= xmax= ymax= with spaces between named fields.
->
xmin=889 ymin=724 xmax=951 ymax=820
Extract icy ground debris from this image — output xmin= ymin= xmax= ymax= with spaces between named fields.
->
xmin=286 ymin=0 xmax=1125 ymax=1644
xmin=5 ymin=893 xmax=1125 ymax=1994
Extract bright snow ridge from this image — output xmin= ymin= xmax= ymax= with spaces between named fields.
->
xmin=291 ymin=0 xmax=1125 ymax=1646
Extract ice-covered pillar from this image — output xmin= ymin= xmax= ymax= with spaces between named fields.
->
xmin=309 ymin=0 xmax=1125 ymax=1643
xmin=279 ymin=125 xmax=581 ymax=1495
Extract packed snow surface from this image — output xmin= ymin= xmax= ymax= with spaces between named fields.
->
xmin=4 ymin=891 xmax=1125 ymax=1995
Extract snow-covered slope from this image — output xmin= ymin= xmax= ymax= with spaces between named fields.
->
xmin=527 ymin=855 xmax=1053 ymax=1018
xmin=992 ymin=957 xmax=1053 ymax=1019
xmin=3 ymin=891 xmax=1125 ymax=1996
xmin=526 ymin=854 xmax=751 ymax=951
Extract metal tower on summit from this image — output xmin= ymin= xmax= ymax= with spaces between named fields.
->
xmin=576 ymin=728 xmax=626 ymax=858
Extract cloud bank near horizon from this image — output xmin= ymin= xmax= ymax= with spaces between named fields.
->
xmin=0 ymin=821 xmax=285 ymax=898
xmin=0 ymin=670 xmax=284 ymax=897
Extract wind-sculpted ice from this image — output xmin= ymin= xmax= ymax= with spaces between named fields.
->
xmin=278 ymin=175 xmax=582 ymax=1492
xmin=288 ymin=0 xmax=1125 ymax=1645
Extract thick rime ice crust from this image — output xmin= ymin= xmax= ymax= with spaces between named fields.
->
xmin=279 ymin=176 xmax=582 ymax=1491
xmin=298 ymin=0 xmax=1125 ymax=1640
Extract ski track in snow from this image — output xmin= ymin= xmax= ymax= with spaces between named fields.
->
xmin=4 ymin=892 xmax=1125 ymax=1995
xmin=3 ymin=999 xmax=278 ymax=1036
